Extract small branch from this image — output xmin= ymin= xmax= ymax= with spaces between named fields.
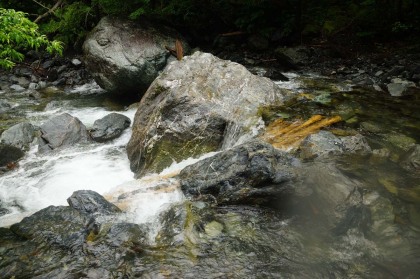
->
xmin=34 ymin=0 xmax=63 ymax=23
xmin=220 ymin=31 xmax=245 ymax=37
xmin=32 ymin=0 xmax=50 ymax=11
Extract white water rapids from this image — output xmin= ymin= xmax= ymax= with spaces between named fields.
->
xmin=0 ymin=82 xmax=225 ymax=228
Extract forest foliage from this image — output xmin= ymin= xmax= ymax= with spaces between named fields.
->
xmin=1 ymin=0 xmax=419 ymax=53
xmin=0 ymin=8 xmax=63 ymax=69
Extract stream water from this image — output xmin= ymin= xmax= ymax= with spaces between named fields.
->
xmin=1 ymin=74 xmax=419 ymax=277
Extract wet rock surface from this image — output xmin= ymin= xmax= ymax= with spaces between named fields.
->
xmin=180 ymin=140 xmax=298 ymax=205
xmin=400 ymin=144 xmax=420 ymax=172
xmin=0 ymin=100 xmax=12 ymax=114
xmin=0 ymin=144 xmax=25 ymax=168
xmin=90 ymin=113 xmax=131 ymax=142
xmin=127 ymin=51 xmax=292 ymax=177
xmin=0 ymin=190 xmax=148 ymax=278
xmin=298 ymin=131 xmax=371 ymax=160
xmin=67 ymin=190 xmax=122 ymax=215
xmin=83 ymin=16 xmax=189 ymax=95
xmin=1 ymin=54 xmax=91 ymax=93
xmin=0 ymin=122 xmax=38 ymax=151
xmin=38 ymin=113 xmax=90 ymax=153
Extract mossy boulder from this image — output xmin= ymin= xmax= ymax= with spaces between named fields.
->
xmin=127 ymin=51 xmax=292 ymax=177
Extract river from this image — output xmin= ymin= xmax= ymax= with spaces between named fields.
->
xmin=1 ymin=73 xmax=419 ymax=277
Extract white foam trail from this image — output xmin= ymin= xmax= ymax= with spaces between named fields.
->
xmin=105 ymin=151 xmax=219 ymax=226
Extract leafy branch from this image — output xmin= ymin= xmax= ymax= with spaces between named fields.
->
xmin=0 ymin=8 xmax=63 ymax=70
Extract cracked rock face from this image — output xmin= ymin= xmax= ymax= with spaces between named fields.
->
xmin=127 ymin=51 xmax=293 ymax=177
xmin=83 ymin=16 xmax=189 ymax=96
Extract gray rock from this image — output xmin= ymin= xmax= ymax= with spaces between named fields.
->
xmin=0 ymin=100 xmax=11 ymax=114
xmin=38 ymin=113 xmax=89 ymax=153
xmin=10 ymin=205 xmax=88 ymax=251
xmin=9 ymin=84 xmax=25 ymax=91
xmin=28 ymin=82 xmax=38 ymax=90
xmin=83 ymin=16 xmax=189 ymax=95
xmin=90 ymin=113 xmax=131 ymax=142
xmin=67 ymin=190 xmax=121 ymax=215
xmin=179 ymin=140 xmax=298 ymax=205
xmin=127 ymin=51 xmax=292 ymax=176
xmin=298 ymin=162 xmax=364 ymax=226
xmin=0 ymin=122 xmax=38 ymax=151
xmin=400 ymin=144 xmax=420 ymax=172
xmin=341 ymin=134 xmax=372 ymax=154
xmin=11 ymin=76 xmax=30 ymax=88
xmin=71 ymin=58 xmax=82 ymax=67
xmin=386 ymin=132 xmax=416 ymax=151
xmin=386 ymin=78 xmax=416 ymax=96
xmin=42 ymin=59 xmax=54 ymax=69
xmin=299 ymin=131 xmax=344 ymax=160
xmin=375 ymin=70 xmax=384 ymax=77
xmin=0 ymin=143 xmax=25 ymax=167
xmin=57 ymin=65 xmax=67 ymax=74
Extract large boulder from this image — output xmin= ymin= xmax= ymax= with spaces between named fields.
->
xmin=38 ymin=113 xmax=89 ymax=153
xmin=83 ymin=16 xmax=189 ymax=95
xmin=0 ymin=122 xmax=38 ymax=151
xmin=179 ymin=140 xmax=298 ymax=205
xmin=90 ymin=113 xmax=131 ymax=142
xmin=127 ymin=51 xmax=292 ymax=176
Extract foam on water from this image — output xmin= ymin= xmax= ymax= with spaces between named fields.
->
xmin=105 ymin=151 xmax=219 ymax=226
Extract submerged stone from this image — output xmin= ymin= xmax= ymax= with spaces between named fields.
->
xmin=386 ymin=133 xmax=416 ymax=151
xmin=400 ymin=144 xmax=420 ymax=172
xmin=298 ymin=130 xmax=344 ymax=160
